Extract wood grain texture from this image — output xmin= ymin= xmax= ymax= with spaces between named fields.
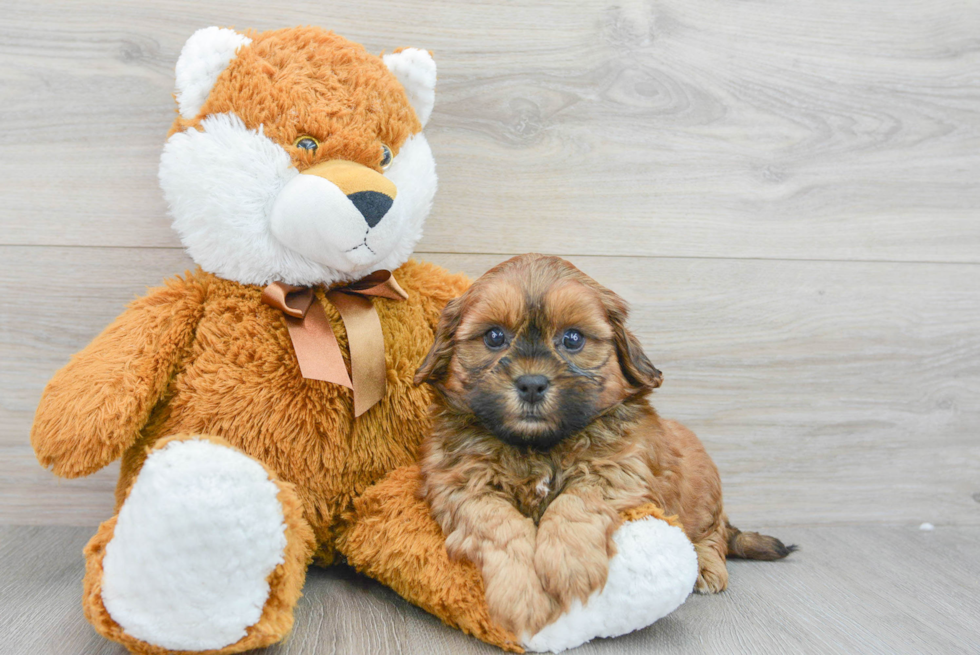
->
xmin=2 ymin=525 xmax=978 ymax=654
xmin=3 ymin=247 xmax=978 ymax=527
xmin=2 ymin=3 xmax=979 ymax=650
xmin=0 ymin=0 xmax=978 ymax=261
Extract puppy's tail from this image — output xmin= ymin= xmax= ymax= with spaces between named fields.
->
xmin=725 ymin=520 xmax=796 ymax=560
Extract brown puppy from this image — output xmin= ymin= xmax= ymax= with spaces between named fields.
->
xmin=415 ymin=254 xmax=793 ymax=636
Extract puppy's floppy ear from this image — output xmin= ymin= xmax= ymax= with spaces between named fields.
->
xmin=414 ymin=296 xmax=464 ymax=386
xmin=601 ymin=288 xmax=663 ymax=391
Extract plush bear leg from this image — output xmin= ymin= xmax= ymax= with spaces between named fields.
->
xmin=338 ymin=465 xmax=524 ymax=653
xmin=341 ymin=468 xmax=698 ymax=654
xmin=82 ymin=435 xmax=315 ymax=654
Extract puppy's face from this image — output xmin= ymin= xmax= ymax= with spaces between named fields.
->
xmin=416 ymin=254 xmax=663 ymax=449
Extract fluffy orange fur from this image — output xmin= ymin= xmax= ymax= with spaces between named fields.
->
xmin=416 ymin=254 xmax=794 ymax=636
xmin=31 ymin=261 xmax=534 ymax=652
xmin=32 ymin=261 xmax=465 ymax=549
xmin=31 ymin=25 xmax=530 ymax=654
xmin=169 ymin=27 xmax=420 ymax=172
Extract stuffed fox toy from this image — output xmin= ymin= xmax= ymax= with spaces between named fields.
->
xmin=30 ymin=26 xmax=697 ymax=654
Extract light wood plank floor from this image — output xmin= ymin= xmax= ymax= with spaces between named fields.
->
xmin=3 ymin=525 xmax=978 ymax=655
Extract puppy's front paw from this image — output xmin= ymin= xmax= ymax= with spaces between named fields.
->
xmin=533 ymin=520 xmax=610 ymax=608
xmin=483 ymin=547 xmax=560 ymax=637
xmin=523 ymin=517 xmax=699 ymax=653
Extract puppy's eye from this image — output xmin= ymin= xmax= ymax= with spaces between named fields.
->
xmin=380 ymin=144 xmax=393 ymax=170
xmin=484 ymin=327 xmax=507 ymax=350
xmin=294 ymin=136 xmax=319 ymax=152
xmin=562 ymin=329 xmax=585 ymax=352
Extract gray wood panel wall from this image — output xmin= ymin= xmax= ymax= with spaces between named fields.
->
xmin=1 ymin=0 xmax=978 ymax=530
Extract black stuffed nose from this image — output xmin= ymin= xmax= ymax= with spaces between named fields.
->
xmin=515 ymin=375 xmax=550 ymax=404
xmin=347 ymin=190 xmax=394 ymax=228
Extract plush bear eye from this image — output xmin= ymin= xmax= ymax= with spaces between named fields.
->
xmin=484 ymin=327 xmax=507 ymax=350
xmin=294 ymin=136 xmax=319 ymax=151
xmin=380 ymin=144 xmax=393 ymax=170
xmin=561 ymin=329 xmax=585 ymax=352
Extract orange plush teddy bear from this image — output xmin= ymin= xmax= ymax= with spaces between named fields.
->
xmin=31 ymin=26 xmax=697 ymax=654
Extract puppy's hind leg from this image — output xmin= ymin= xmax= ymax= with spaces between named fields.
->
xmin=693 ymin=522 xmax=730 ymax=594
xmin=694 ymin=518 xmax=797 ymax=594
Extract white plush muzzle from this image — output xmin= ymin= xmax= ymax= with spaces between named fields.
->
xmin=159 ymin=113 xmax=436 ymax=287
xmin=269 ymin=173 xmax=382 ymax=274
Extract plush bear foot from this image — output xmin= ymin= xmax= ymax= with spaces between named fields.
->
xmin=83 ymin=435 xmax=314 ymax=654
xmin=522 ymin=513 xmax=698 ymax=653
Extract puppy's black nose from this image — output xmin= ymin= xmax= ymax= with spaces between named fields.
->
xmin=515 ymin=375 xmax=550 ymax=403
xmin=347 ymin=190 xmax=394 ymax=228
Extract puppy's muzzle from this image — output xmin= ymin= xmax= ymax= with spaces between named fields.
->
xmin=515 ymin=374 xmax=550 ymax=404
xmin=302 ymin=160 xmax=397 ymax=228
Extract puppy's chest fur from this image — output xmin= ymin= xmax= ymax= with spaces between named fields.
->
xmin=483 ymin=437 xmax=612 ymax=523
xmin=504 ymin=456 xmax=566 ymax=523
xmin=434 ymin=404 xmax=655 ymax=524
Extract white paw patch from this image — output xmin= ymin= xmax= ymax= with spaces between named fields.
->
xmin=523 ymin=517 xmax=698 ymax=653
xmin=101 ymin=438 xmax=288 ymax=651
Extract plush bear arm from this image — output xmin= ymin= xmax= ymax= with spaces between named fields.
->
xmin=31 ymin=276 xmax=205 ymax=478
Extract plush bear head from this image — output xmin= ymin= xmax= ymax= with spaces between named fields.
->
xmin=159 ymin=26 xmax=437 ymax=287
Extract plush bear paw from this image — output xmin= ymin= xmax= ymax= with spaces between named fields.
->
xmin=96 ymin=437 xmax=291 ymax=651
xmin=522 ymin=515 xmax=698 ymax=653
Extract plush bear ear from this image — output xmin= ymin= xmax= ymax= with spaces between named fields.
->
xmin=175 ymin=27 xmax=252 ymax=120
xmin=383 ymin=48 xmax=436 ymax=128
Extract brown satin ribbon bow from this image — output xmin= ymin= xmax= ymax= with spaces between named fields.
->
xmin=261 ymin=270 xmax=408 ymax=417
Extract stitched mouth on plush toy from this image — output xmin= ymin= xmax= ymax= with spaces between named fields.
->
xmin=344 ymin=243 xmax=382 ymax=268
xmin=344 ymin=238 xmax=375 ymax=255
